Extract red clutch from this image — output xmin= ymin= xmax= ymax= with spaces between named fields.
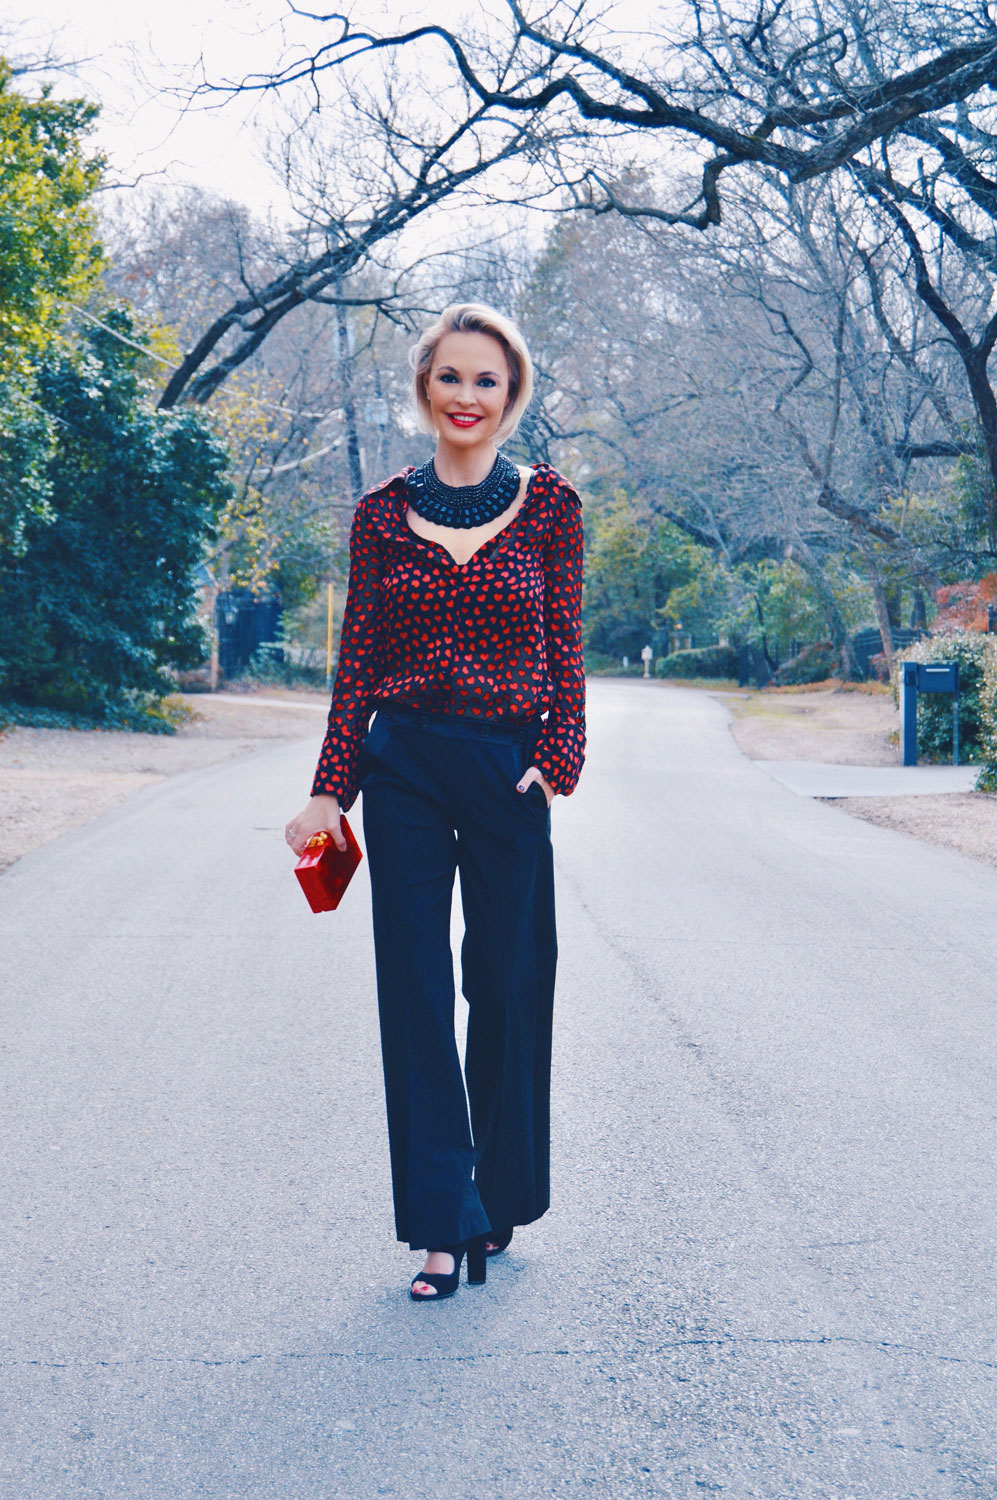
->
xmin=294 ymin=819 xmax=363 ymax=912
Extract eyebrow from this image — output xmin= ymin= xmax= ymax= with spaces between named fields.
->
xmin=437 ymin=365 xmax=502 ymax=377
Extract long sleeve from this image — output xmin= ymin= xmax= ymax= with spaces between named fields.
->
xmin=532 ymin=478 xmax=586 ymax=795
xmin=311 ymin=497 xmax=383 ymax=809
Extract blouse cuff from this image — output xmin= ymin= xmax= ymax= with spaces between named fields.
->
xmin=533 ymin=716 xmax=586 ymax=797
xmin=310 ymin=715 xmax=363 ymax=811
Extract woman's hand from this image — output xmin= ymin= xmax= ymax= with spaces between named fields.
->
xmin=285 ymin=794 xmax=346 ymax=856
xmin=516 ymin=766 xmax=555 ymax=808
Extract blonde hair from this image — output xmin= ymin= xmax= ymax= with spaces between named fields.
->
xmin=410 ymin=303 xmax=534 ymax=445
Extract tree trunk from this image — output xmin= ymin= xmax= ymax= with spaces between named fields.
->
xmin=754 ymin=596 xmax=777 ymax=673
xmin=912 ymin=590 xmax=928 ymax=629
xmin=859 ymin=539 xmax=895 ymax=675
xmin=964 ymin=350 xmax=997 ymax=552
xmin=790 ymin=540 xmax=859 ymax=680
xmin=336 ymin=297 xmax=364 ymax=499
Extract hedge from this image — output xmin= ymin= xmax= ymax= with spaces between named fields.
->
xmin=772 ymin=641 xmax=838 ymax=686
xmin=974 ymin=641 xmax=997 ymax=791
xmin=655 ymin=645 xmax=739 ymax=680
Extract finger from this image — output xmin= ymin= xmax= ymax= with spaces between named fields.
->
xmin=331 ymin=820 xmax=348 ymax=853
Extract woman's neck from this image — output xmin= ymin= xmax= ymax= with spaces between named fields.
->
xmin=432 ymin=438 xmax=498 ymax=488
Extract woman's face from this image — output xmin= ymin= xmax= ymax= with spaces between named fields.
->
xmin=426 ymin=330 xmax=512 ymax=449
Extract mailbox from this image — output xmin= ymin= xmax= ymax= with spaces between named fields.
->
xmin=901 ymin=660 xmax=960 ymax=766
xmin=915 ymin=662 xmax=958 ymax=693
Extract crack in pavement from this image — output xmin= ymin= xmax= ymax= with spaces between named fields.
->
xmin=2 ymin=1332 xmax=994 ymax=1373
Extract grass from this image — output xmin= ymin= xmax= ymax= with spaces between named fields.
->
xmin=657 ymin=676 xmax=740 ymax=691
xmin=656 ymin=675 xmax=891 ymax=696
xmin=718 ymin=680 xmax=894 ymax=730
xmin=763 ymin=678 xmax=891 ymax=696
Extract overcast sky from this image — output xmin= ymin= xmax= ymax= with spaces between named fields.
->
xmin=7 ymin=0 xmax=334 ymax=213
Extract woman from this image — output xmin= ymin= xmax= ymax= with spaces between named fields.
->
xmin=285 ymin=303 xmax=585 ymax=1300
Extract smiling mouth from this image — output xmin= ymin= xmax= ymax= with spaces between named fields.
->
xmin=447 ymin=413 xmax=483 ymax=427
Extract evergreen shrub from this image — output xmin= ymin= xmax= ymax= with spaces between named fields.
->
xmin=971 ymin=642 xmax=997 ymax=790
xmin=654 ymin=645 xmax=738 ymax=679
xmin=0 ymin=313 xmax=230 ymax=726
xmin=0 ymin=692 xmax=197 ymax=734
xmin=237 ymin=644 xmax=327 ymax=691
xmin=772 ymin=641 xmax=838 ymax=685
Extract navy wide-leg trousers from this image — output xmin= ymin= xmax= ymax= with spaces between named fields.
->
xmin=358 ymin=707 xmax=557 ymax=1251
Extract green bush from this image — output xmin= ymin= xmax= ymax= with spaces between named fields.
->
xmin=893 ymin=633 xmax=995 ymax=767
xmin=0 ymin=311 xmax=229 ymax=725
xmin=0 ymin=691 xmax=195 ymax=734
xmin=773 ymin=641 xmax=838 ymax=685
xmin=655 ymin=645 xmax=738 ymax=680
xmin=234 ymin=644 xmax=328 ymax=691
xmin=973 ymin=641 xmax=997 ymax=790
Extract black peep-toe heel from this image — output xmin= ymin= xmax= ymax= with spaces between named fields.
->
xmin=410 ymin=1235 xmax=488 ymax=1300
xmin=485 ymin=1227 xmax=514 ymax=1257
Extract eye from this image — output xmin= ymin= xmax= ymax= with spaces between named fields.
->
xmin=478 ymin=377 xmax=497 ymax=387
xmin=439 ymin=372 xmax=458 ymax=384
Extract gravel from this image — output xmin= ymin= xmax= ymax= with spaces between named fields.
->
xmin=0 ymin=692 xmax=328 ymax=871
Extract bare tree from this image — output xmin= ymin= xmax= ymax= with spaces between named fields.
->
xmin=156 ymin=2 xmax=997 ymax=408
xmin=512 ymin=163 xmax=978 ymax=670
xmin=155 ymin=76 xmax=543 ymax=408
xmin=231 ymin=4 xmax=997 ymax=225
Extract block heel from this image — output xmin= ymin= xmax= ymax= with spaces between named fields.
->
xmin=466 ymin=1235 xmax=487 ymax=1284
xmin=410 ymin=1234 xmax=489 ymax=1300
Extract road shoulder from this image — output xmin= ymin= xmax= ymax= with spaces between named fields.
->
xmin=712 ymin=681 xmax=997 ymax=869
xmin=0 ymin=691 xmax=327 ymax=871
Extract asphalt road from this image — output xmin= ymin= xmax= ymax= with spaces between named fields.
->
xmin=1 ymin=680 xmax=994 ymax=1499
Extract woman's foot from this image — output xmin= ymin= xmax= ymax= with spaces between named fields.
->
xmin=410 ymin=1238 xmax=487 ymax=1299
xmin=485 ymin=1227 xmax=513 ymax=1257
xmin=411 ymin=1250 xmax=457 ymax=1297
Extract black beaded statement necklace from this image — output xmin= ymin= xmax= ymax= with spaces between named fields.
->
xmin=406 ymin=451 xmax=521 ymax=529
